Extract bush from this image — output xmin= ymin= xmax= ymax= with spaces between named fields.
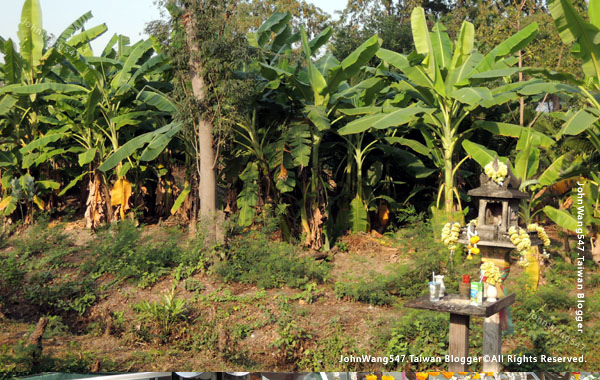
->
xmin=84 ymin=221 xmax=183 ymax=287
xmin=214 ymin=230 xmax=330 ymax=289
xmin=385 ymin=310 xmax=449 ymax=370
xmin=334 ymin=236 xmax=448 ymax=305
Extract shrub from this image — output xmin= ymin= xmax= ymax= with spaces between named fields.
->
xmin=386 ymin=310 xmax=449 ymax=370
xmin=214 ymin=230 xmax=330 ymax=289
xmin=133 ymin=290 xmax=187 ymax=340
xmin=85 ymin=221 xmax=182 ymax=287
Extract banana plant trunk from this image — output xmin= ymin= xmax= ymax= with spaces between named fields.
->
xmin=184 ymin=4 xmax=217 ymax=241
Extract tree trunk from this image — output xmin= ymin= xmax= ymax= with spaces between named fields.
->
xmin=184 ymin=2 xmax=217 ymax=241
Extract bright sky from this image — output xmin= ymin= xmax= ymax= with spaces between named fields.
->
xmin=0 ymin=0 xmax=347 ymax=54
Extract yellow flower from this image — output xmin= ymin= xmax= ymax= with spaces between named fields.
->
xmin=442 ymin=373 xmax=454 ymax=379
xmin=366 ymin=375 xmax=377 ymax=380
xmin=382 ymin=376 xmax=394 ymax=380
xmin=470 ymin=235 xmax=480 ymax=244
xmin=416 ymin=373 xmax=429 ymax=380
xmin=428 ymin=373 xmax=441 ymax=377
xmin=471 ymin=247 xmax=480 ymax=255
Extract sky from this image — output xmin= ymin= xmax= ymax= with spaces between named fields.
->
xmin=0 ymin=0 xmax=348 ymax=54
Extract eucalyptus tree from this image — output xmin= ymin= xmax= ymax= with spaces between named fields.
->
xmin=339 ymin=7 xmax=554 ymax=219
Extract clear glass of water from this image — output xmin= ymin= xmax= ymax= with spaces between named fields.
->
xmin=429 ymin=281 xmax=441 ymax=302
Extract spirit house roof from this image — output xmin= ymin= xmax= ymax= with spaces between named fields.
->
xmin=467 ymin=158 xmax=528 ymax=200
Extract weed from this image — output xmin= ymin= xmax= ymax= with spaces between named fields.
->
xmin=134 ymin=290 xmax=187 ymax=340
xmin=214 ymin=229 xmax=330 ymax=289
xmin=335 ymin=240 xmax=349 ymax=252
xmin=272 ymin=320 xmax=312 ymax=366
xmin=291 ymin=282 xmax=322 ymax=304
xmin=386 ymin=310 xmax=449 ymax=370
xmin=85 ymin=221 xmax=182 ymax=288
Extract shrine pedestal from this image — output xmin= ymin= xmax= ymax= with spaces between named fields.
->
xmin=404 ymin=293 xmax=515 ymax=371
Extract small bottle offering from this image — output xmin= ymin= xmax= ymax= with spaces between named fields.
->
xmin=459 ymin=274 xmax=470 ymax=300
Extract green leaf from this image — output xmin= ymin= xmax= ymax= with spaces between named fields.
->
xmin=349 ymin=194 xmax=368 ymax=233
xmin=514 ymin=146 xmax=540 ymax=182
xmin=477 ymin=121 xmax=554 ymax=148
xmin=338 ymin=107 xmax=431 ymax=135
xmin=450 ymin=21 xmax=474 ymax=70
xmin=237 ymin=162 xmax=259 ymax=227
xmin=537 ymin=154 xmax=569 ymax=186
xmin=17 ymin=0 xmax=43 ymax=70
xmin=78 ymin=147 xmax=97 ymax=166
xmin=411 ymin=6 xmax=435 ymax=76
xmin=306 ymin=105 xmax=330 ymax=131
xmin=288 ymin=123 xmax=311 ymax=168
xmin=543 ymin=206 xmax=587 ymax=234
xmin=137 ymin=88 xmax=177 ymax=113
xmin=556 ymin=109 xmax=599 ymax=138
xmin=54 ymin=11 xmax=94 ymax=46
xmin=99 ymin=134 xmax=154 ymax=172
xmin=110 ymin=39 xmax=153 ymax=90
xmin=37 ymin=180 xmax=60 ymax=190
xmin=3 ymin=39 xmax=22 ymax=84
xmin=58 ymin=172 xmax=89 ymax=196
xmin=308 ymin=27 xmax=332 ymax=54
xmin=386 ymin=137 xmax=431 ymax=157
xmin=255 ymin=12 xmax=290 ymax=47
xmin=20 ymin=133 xmax=66 ymax=154
xmin=462 ymin=140 xmax=499 ymax=168
xmin=0 ymin=83 xmax=87 ymax=95
xmin=67 ymin=24 xmax=108 ymax=50
xmin=171 ymin=183 xmax=191 ymax=215
xmin=550 ymin=0 xmax=600 ymax=78
xmin=0 ymin=95 xmax=18 ymax=116
xmin=452 ymin=87 xmax=493 ymax=106
xmin=430 ymin=22 xmax=452 ymax=69
xmin=140 ymin=122 xmax=183 ymax=161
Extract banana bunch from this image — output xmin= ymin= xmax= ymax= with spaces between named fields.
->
xmin=484 ymin=161 xmax=508 ymax=185
xmin=508 ymin=226 xmax=532 ymax=267
xmin=481 ymin=261 xmax=501 ymax=285
xmin=528 ymin=223 xmax=551 ymax=259
xmin=441 ymin=222 xmax=461 ymax=251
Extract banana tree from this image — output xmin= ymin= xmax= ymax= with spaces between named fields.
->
xmin=10 ymin=32 xmax=176 ymax=228
xmin=0 ymin=0 xmax=107 ymax=220
xmin=248 ymin=13 xmax=384 ymax=248
xmin=339 ymin=7 xmax=553 ymax=220
xmin=545 ymin=0 xmax=600 ymax=259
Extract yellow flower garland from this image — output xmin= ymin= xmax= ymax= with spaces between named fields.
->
xmin=441 ymin=222 xmax=461 ymax=251
xmin=481 ymin=261 xmax=501 ymax=285
xmin=484 ymin=161 xmax=508 ymax=185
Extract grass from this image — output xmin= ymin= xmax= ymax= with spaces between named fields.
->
xmin=0 ymin=219 xmax=599 ymax=373
xmin=214 ymin=229 xmax=331 ymax=289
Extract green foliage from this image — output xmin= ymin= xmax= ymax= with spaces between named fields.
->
xmin=272 ymin=319 xmax=312 ymax=366
xmin=291 ymin=282 xmax=322 ymax=304
xmin=134 ymin=290 xmax=187 ymax=339
xmin=84 ymin=221 xmax=183 ymax=287
xmin=386 ymin=310 xmax=449 ymax=370
xmin=214 ymin=229 xmax=330 ymax=288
